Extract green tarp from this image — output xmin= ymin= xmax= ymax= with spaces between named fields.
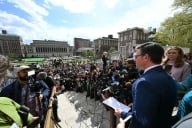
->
xmin=22 ymin=58 xmax=45 ymax=62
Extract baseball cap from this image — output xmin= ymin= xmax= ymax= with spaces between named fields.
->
xmin=17 ymin=65 xmax=30 ymax=72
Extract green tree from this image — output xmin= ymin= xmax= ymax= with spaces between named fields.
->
xmin=108 ymin=47 xmax=117 ymax=54
xmin=154 ymin=0 xmax=192 ymax=50
xmin=155 ymin=13 xmax=192 ymax=47
xmin=173 ymin=0 xmax=192 ymax=12
xmin=82 ymin=50 xmax=94 ymax=58
xmin=82 ymin=50 xmax=87 ymax=57
xmin=87 ymin=50 xmax=94 ymax=57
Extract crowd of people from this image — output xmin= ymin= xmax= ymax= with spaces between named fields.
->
xmin=0 ymin=42 xmax=192 ymax=128
xmin=0 ymin=60 xmax=65 ymax=127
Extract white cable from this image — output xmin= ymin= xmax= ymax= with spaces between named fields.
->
xmin=124 ymin=115 xmax=132 ymax=122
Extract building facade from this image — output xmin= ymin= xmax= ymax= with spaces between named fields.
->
xmin=74 ymin=38 xmax=93 ymax=56
xmin=118 ymin=27 xmax=148 ymax=58
xmin=25 ymin=40 xmax=73 ymax=57
xmin=94 ymin=35 xmax=118 ymax=58
xmin=0 ymin=30 xmax=24 ymax=58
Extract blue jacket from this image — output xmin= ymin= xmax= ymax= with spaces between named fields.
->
xmin=176 ymin=74 xmax=192 ymax=119
xmin=177 ymin=90 xmax=192 ymax=119
xmin=121 ymin=66 xmax=177 ymax=128
xmin=177 ymin=74 xmax=192 ymax=91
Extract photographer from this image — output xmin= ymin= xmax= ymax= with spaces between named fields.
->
xmin=102 ymin=52 xmax=108 ymax=72
xmin=0 ymin=55 xmax=39 ymax=127
xmin=35 ymin=71 xmax=50 ymax=127
xmin=38 ymin=71 xmax=61 ymax=122
xmin=124 ymin=58 xmax=139 ymax=81
xmin=0 ymin=65 xmax=49 ymax=128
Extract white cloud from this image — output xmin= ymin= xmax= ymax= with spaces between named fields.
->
xmin=112 ymin=0 xmax=175 ymax=31
xmin=0 ymin=0 xmax=176 ymax=46
xmin=0 ymin=10 xmax=50 ymax=42
xmin=104 ymin=0 xmax=119 ymax=8
xmin=0 ymin=11 xmax=35 ymax=29
xmin=44 ymin=0 xmax=96 ymax=13
xmin=44 ymin=26 xmax=116 ymax=46
xmin=8 ymin=0 xmax=48 ymax=17
xmin=5 ymin=0 xmax=49 ymax=31
xmin=0 ymin=10 xmax=109 ymax=45
xmin=1 ymin=0 xmax=106 ymax=45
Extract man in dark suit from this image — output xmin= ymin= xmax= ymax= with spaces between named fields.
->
xmin=115 ymin=42 xmax=177 ymax=128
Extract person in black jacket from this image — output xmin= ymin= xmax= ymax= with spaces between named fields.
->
xmin=38 ymin=71 xmax=61 ymax=122
xmin=102 ymin=52 xmax=108 ymax=72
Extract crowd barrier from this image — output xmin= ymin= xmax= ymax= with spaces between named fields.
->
xmin=44 ymin=100 xmax=54 ymax=128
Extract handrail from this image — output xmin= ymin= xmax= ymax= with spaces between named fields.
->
xmin=44 ymin=100 xmax=54 ymax=128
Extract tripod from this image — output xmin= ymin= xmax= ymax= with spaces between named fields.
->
xmin=27 ymin=92 xmax=43 ymax=128
xmin=35 ymin=92 xmax=43 ymax=116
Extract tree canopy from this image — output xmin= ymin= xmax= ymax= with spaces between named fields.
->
xmin=173 ymin=0 xmax=192 ymax=12
xmin=154 ymin=0 xmax=192 ymax=51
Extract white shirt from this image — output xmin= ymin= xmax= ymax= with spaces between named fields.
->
xmin=144 ymin=65 xmax=161 ymax=74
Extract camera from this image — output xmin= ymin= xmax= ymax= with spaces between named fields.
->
xmin=18 ymin=105 xmax=41 ymax=128
xmin=100 ymin=81 xmax=120 ymax=100
xmin=17 ymin=105 xmax=30 ymax=126
xmin=29 ymin=81 xmax=42 ymax=93
xmin=27 ymin=70 xmax=42 ymax=93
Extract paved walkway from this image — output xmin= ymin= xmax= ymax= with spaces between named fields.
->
xmin=55 ymin=91 xmax=179 ymax=128
xmin=56 ymin=91 xmax=111 ymax=128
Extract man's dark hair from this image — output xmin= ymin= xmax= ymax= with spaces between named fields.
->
xmin=136 ymin=42 xmax=164 ymax=64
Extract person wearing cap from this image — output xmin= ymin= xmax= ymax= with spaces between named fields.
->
xmin=0 ymin=55 xmax=39 ymax=127
xmin=0 ymin=65 xmax=32 ymax=103
xmin=0 ymin=64 xmax=49 ymax=128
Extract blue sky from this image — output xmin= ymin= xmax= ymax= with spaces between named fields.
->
xmin=0 ymin=0 xmax=174 ymax=46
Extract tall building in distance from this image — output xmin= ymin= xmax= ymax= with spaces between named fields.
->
xmin=25 ymin=40 xmax=73 ymax=57
xmin=118 ymin=27 xmax=148 ymax=58
xmin=74 ymin=37 xmax=93 ymax=56
xmin=94 ymin=35 xmax=118 ymax=58
xmin=0 ymin=30 xmax=24 ymax=58
xmin=0 ymin=27 xmax=153 ymax=60
xmin=74 ymin=37 xmax=92 ymax=49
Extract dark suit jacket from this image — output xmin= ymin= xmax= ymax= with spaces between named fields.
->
xmin=122 ymin=66 xmax=177 ymax=128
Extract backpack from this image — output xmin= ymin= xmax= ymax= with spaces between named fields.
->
xmin=0 ymin=97 xmax=33 ymax=128
xmin=172 ymin=112 xmax=192 ymax=128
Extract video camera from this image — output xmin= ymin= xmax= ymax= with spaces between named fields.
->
xmin=100 ymin=81 xmax=121 ymax=100
xmin=17 ymin=105 xmax=41 ymax=127
xmin=27 ymin=70 xmax=43 ymax=94
xmin=17 ymin=105 xmax=30 ymax=126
